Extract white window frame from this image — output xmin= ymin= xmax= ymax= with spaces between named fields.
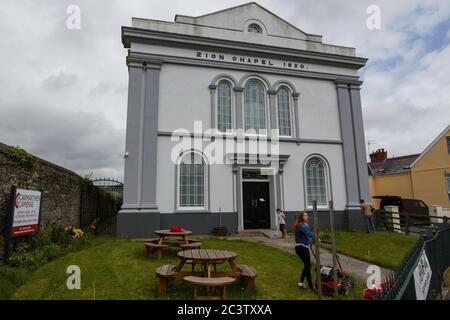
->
xmin=216 ymin=79 xmax=235 ymax=134
xmin=275 ymin=85 xmax=294 ymax=138
xmin=304 ymin=155 xmax=331 ymax=209
xmin=176 ymin=151 xmax=208 ymax=211
xmin=242 ymin=78 xmax=269 ymax=137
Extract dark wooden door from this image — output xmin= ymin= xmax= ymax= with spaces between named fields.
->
xmin=242 ymin=182 xmax=270 ymax=229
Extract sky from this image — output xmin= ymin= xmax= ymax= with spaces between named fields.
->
xmin=0 ymin=0 xmax=449 ymax=180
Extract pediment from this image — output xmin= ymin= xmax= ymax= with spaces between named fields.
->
xmin=175 ymin=2 xmax=312 ymax=41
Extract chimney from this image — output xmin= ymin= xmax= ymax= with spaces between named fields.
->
xmin=370 ymin=148 xmax=387 ymax=163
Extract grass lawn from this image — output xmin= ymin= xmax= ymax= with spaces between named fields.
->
xmin=9 ymin=239 xmax=363 ymax=300
xmin=320 ymin=231 xmax=417 ymax=270
xmin=0 ymin=264 xmax=29 ymax=300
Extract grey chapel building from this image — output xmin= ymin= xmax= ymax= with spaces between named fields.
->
xmin=117 ymin=3 xmax=370 ymax=238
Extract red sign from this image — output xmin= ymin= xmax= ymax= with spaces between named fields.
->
xmin=12 ymin=224 xmax=39 ymax=237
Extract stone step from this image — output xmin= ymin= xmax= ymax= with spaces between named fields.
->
xmin=234 ymin=229 xmax=269 ymax=237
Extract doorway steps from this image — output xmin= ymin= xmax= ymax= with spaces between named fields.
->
xmin=234 ymin=229 xmax=277 ymax=238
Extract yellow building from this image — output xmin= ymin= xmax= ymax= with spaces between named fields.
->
xmin=368 ymin=124 xmax=450 ymax=209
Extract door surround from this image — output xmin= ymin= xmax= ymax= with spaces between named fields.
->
xmin=242 ymin=170 xmax=271 ymax=229
xmin=230 ymin=154 xmax=290 ymax=232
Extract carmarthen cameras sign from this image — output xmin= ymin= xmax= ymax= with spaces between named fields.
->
xmin=413 ymin=249 xmax=432 ymax=300
xmin=11 ymin=188 xmax=42 ymax=237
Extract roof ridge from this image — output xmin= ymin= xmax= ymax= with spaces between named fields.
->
xmin=385 ymin=154 xmax=421 ymax=160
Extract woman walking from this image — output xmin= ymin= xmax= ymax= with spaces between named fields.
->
xmin=294 ymin=211 xmax=316 ymax=291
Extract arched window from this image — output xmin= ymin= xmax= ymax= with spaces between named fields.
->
xmin=178 ymin=152 xmax=207 ymax=209
xmin=248 ymin=23 xmax=263 ymax=33
xmin=217 ymin=81 xmax=232 ymax=132
xmin=305 ymin=157 xmax=329 ymax=207
xmin=244 ymin=80 xmax=266 ymax=134
xmin=277 ymin=86 xmax=292 ymax=137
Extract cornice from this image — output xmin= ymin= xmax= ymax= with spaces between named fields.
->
xmin=128 ymin=51 xmax=362 ymax=83
xmin=122 ymin=27 xmax=368 ymax=70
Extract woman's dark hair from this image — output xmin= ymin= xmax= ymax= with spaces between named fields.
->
xmin=276 ymin=208 xmax=282 ymax=212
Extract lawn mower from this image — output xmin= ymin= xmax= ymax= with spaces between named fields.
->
xmin=310 ymin=245 xmax=354 ymax=297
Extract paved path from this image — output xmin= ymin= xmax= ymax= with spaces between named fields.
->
xmin=228 ymin=235 xmax=392 ymax=281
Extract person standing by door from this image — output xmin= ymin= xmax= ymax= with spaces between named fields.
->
xmin=294 ymin=211 xmax=317 ymax=292
xmin=276 ymin=208 xmax=287 ymax=239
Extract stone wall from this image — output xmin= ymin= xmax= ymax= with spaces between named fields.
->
xmin=0 ymin=143 xmax=82 ymax=240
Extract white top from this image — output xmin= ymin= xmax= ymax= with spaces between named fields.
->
xmin=277 ymin=212 xmax=286 ymax=225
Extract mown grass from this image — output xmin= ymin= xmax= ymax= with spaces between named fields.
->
xmin=10 ymin=239 xmax=363 ymax=300
xmin=320 ymin=231 xmax=417 ymax=270
xmin=0 ymin=264 xmax=29 ymax=300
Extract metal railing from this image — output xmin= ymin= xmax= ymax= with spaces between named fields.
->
xmin=372 ymin=224 xmax=450 ymax=300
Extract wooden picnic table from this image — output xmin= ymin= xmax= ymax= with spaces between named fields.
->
xmin=154 ymin=229 xmax=193 ymax=245
xmin=156 ymin=249 xmax=257 ymax=295
xmin=176 ymin=249 xmax=239 ymax=277
xmin=145 ymin=230 xmax=201 ymax=259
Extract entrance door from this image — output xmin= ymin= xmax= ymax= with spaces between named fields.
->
xmin=242 ymin=182 xmax=271 ymax=229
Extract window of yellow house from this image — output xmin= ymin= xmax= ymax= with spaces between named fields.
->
xmin=445 ymin=171 xmax=450 ymax=202
xmin=447 ymin=137 xmax=450 ymax=154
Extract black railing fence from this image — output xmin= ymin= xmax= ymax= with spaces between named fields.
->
xmin=80 ymin=178 xmax=123 ymax=236
xmin=372 ymin=223 xmax=450 ymax=300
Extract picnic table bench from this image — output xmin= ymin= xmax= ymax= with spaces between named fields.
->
xmin=237 ymin=264 xmax=257 ymax=292
xmin=156 ymin=264 xmax=176 ymax=295
xmin=183 ymin=276 xmax=236 ymax=300
xmin=145 ymin=242 xmax=168 ymax=260
xmin=155 ymin=249 xmax=258 ymax=298
xmin=144 ymin=230 xmax=202 ymax=259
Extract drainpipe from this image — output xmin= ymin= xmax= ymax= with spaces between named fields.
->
xmin=408 ymin=167 xmax=415 ymax=199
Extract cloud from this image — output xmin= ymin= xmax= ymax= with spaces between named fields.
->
xmin=42 ymin=71 xmax=78 ymax=91
xmin=0 ymin=0 xmax=448 ymax=179
xmin=0 ymin=102 xmax=125 ymax=179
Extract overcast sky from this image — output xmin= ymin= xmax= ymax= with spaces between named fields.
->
xmin=0 ymin=0 xmax=449 ymax=180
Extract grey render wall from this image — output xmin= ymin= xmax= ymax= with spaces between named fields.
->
xmin=119 ymin=4 xmax=370 ymax=236
xmin=0 ymin=143 xmax=82 ymax=248
xmin=160 ymin=212 xmax=238 ymax=235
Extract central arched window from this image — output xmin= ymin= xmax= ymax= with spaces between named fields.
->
xmin=217 ymin=81 xmax=232 ymax=132
xmin=178 ymin=152 xmax=207 ymax=210
xmin=244 ymin=80 xmax=267 ymax=134
xmin=305 ymin=157 xmax=329 ymax=207
xmin=277 ymin=86 xmax=292 ymax=137
xmin=248 ymin=23 xmax=263 ymax=33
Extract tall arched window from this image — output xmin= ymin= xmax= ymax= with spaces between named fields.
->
xmin=244 ymin=80 xmax=266 ymax=134
xmin=217 ymin=81 xmax=232 ymax=132
xmin=178 ymin=152 xmax=207 ymax=209
xmin=277 ymin=86 xmax=292 ymax=137
xmin=305 ymin=157 xmax=329 ymax=207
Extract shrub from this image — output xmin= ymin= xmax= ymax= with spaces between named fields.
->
xmin=7 ymin=146 xmax=37 ymax=170
xmin=50 ymin=223 xmax=72 ymax=245
xmin=9 ymin=243 xmax=64 ymax=270
xmin=8 ymin=243 xmax=36 ymax=269
xmin=7 ymin=222 xmax=89 ymax=270
xmin=65 ymin=226 xmax=85 ymax=239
